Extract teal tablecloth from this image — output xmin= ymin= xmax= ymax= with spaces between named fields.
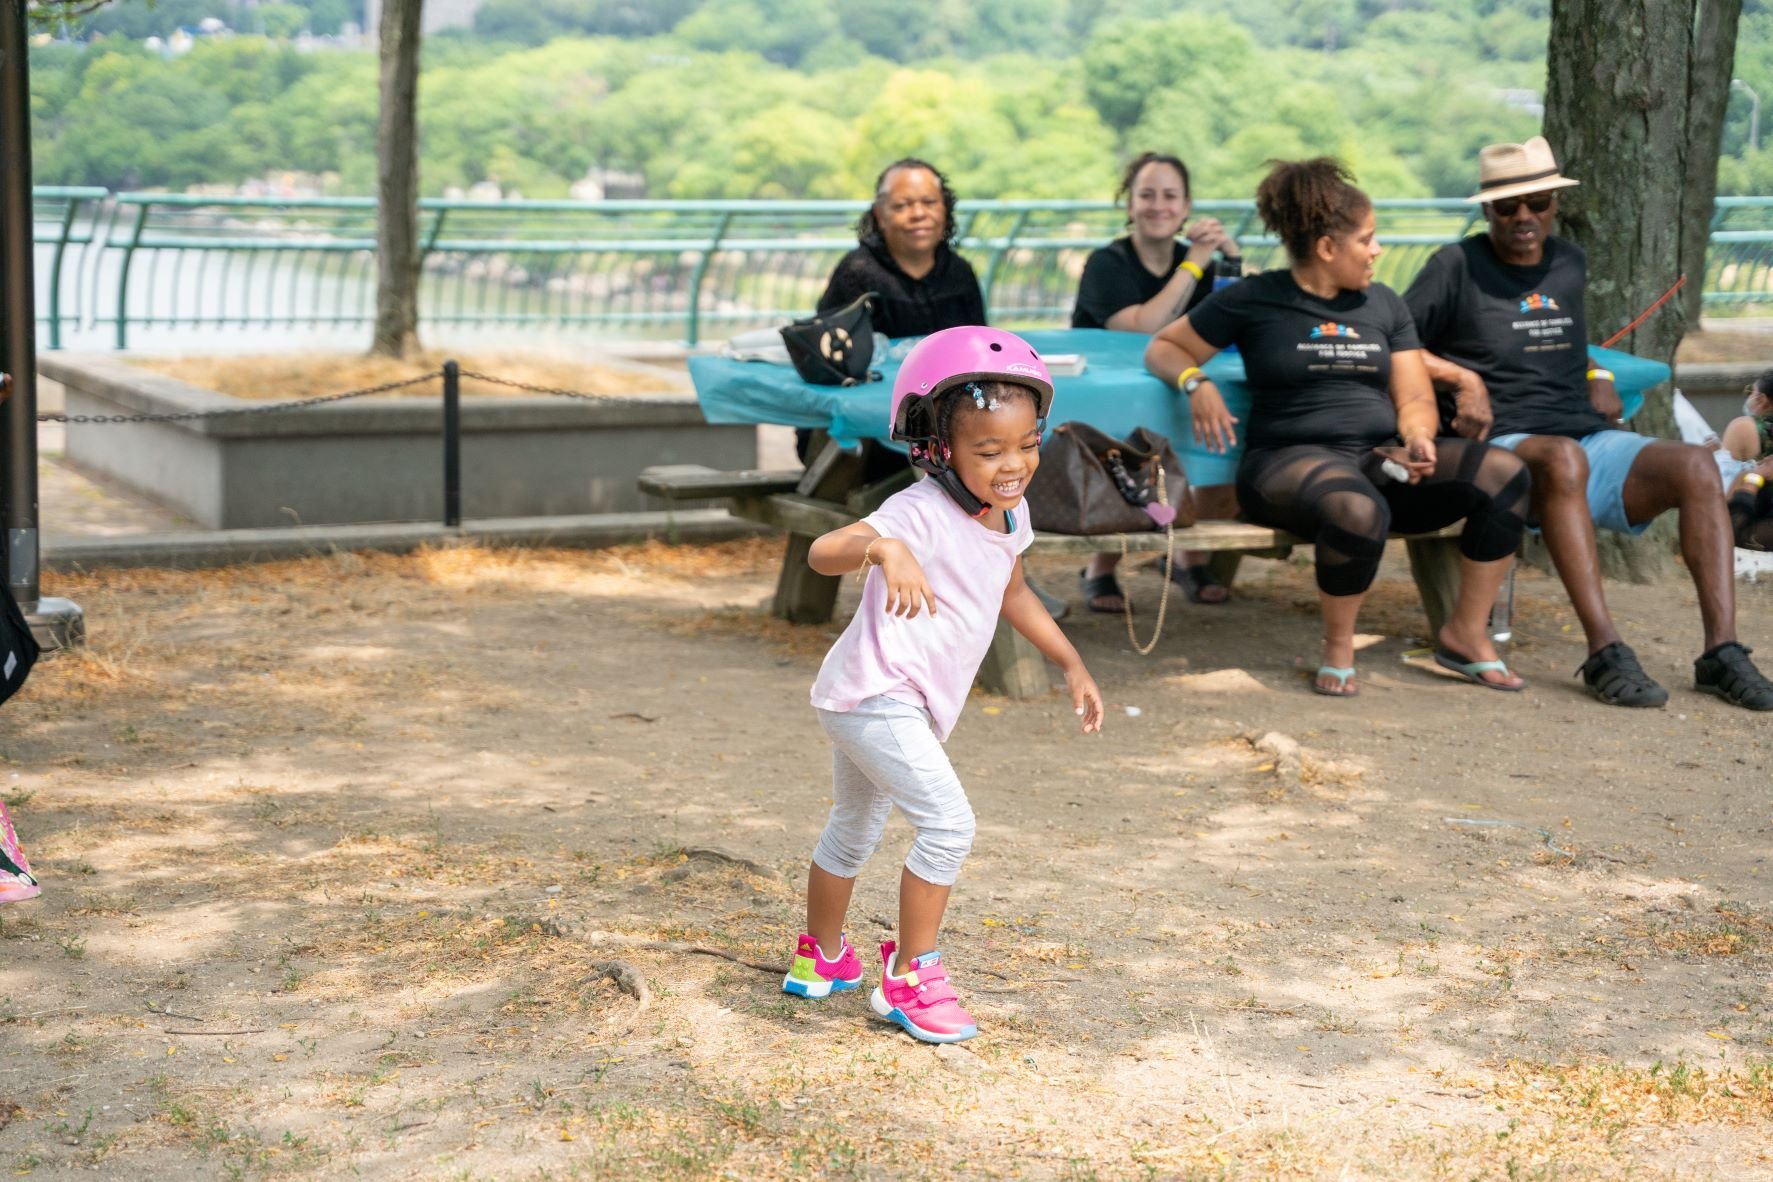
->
xmin=689 ymin=328 xmax=1668 ymax=489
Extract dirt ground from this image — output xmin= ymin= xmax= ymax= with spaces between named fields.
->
xmin=2 ymin=537 xmax=1773 ymax=1180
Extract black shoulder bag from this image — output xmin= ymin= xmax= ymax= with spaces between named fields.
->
xmin=780 ymin=292 xmax=881 ymax=386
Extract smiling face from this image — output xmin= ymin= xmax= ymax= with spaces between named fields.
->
xmin=1127 ymin=160 xmax=1189 ymax=244
xmin=1316 ymin=205 xmax=1381 ymax=290
xmin=875 ymin=166 xmax=947 ymax=263
xmin=944 ymin=384 xmax=1041 ymax=515
xmin=1484 ymin=189 xmax=1559 ymax=264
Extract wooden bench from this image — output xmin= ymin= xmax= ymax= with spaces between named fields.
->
xmin=640 ymin=452 xmax=1477 ymax=699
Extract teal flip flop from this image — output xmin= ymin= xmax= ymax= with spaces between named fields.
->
xmin=1311 ymin=665 xmax=1358 ymax=697
xmin=1433 ymin=648 xmax=1525 ymax=692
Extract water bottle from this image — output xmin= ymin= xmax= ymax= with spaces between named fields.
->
xmin=1212 ymin=261 xmax=1240 ymax=353
xmin=1213 ymin=255 xmax=1242 ymax=295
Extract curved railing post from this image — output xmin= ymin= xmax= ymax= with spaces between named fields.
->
xmin=685 ymin=209 xmax=733 ymax=347
xmin=113 ymin=199 xmax=149 ymax=350
xmin=979 ymin=208 xmax=1029 ymax=316
xmin=44 ymin=194 xmax=79 ymax=350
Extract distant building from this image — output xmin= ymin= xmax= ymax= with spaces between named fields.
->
xmin=362 ymin=0 xmax=482 ymax=40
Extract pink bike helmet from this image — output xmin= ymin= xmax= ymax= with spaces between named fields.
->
xmin=888 ymin=326 xmax=1056 ymax=517
xmin=890 ymin=326 xmax=1055 ymax=446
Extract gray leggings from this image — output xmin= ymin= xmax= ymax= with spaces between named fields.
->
xmin=812 ymin=695 xmax=976 ymax=887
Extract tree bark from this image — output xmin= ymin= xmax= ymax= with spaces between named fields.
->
xmin=1543 ymin=0 xmax=1742 ymax=579
xmin=370 ymin=0 xmax=423 ymax=359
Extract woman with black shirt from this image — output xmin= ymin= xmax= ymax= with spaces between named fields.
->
xmin=817 ymin=158 xmax=986 ymax=339
xmin=1072 ymin=151 xmax=1243 ymax=611
xmin=1146 ymin=159 xmax=1532 ymax=697
xmin=800 ymin=158 xmax=987 ymax=479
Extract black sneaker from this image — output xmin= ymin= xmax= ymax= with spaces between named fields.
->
xmin=1694 ymin=642 xmax=1773 ymax=711
xmin=1576 ymin=641 xmax=1669 ymax=707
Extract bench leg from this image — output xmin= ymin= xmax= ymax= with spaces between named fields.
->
xmin=1405 ymin=535 xmax=1462 ymax=638
xmin=977 ymin=615 xmax=1050 ymax=699
xmin=773 ymin=533 xmax=841 ymax=624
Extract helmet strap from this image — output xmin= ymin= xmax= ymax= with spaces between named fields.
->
xmin=906 ymin=443 xmax=991 ymax=519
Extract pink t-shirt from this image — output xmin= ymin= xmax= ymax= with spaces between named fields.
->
xmin=810 ymin=479 xmax=1034 ymax=741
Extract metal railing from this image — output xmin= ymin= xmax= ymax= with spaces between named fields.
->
xmin=25 ymin=191 xmax=1773 ymax=349
xmin=31 ymin=186 xmax=107 ymax=350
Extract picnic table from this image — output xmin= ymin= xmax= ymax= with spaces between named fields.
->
xmin=650 ymin=328 xmax=1668 ymax=698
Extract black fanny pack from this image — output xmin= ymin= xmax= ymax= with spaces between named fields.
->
xmin=780 ymin=292 xmax=880 ymax=386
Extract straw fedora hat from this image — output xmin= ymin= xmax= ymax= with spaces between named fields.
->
xmin=1466 ymin=136 xmax=1580 ymax=203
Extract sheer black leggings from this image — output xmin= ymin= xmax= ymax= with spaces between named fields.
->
xmin=1237 ymin=439 xmax=1532 ymax=597
xmin=1730 ymin=484 xmax=1773 ymax=551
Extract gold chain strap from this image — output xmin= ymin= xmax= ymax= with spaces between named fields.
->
xmin=1119 ymin=466 xmax=1175 ymax=656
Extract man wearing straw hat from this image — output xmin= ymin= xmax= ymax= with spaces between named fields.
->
xmin=1404 ymin=136 xmax=1773 ymax=711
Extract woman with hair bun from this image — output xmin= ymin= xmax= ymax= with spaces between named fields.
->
xmin=1145 ymin=158 xmax=1532 ymax=697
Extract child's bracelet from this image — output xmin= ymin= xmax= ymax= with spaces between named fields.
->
xmin=1586 ymin=367 xmax=1615 ymax=383
xmin=1744 ymin=472 xmax=1767 ymax=491
xmin=1178 ymin=260 xmax=1204 ymax=281
xmin=857 ymin=537 xmax=882 ymax=581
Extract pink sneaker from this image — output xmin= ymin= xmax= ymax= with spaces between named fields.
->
xmin=782 ymin=933 xmax=863 ymax=998
xmin=0 ymin=801 xmax=39 ymax=904
xmin=869 ymin=940 xmax=977 ymax=1043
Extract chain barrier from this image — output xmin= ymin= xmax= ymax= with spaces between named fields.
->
xmin=454 ymin=370 xmax=611 ymax=402
xmin=38 ymin=371 xmax=446 ymax=425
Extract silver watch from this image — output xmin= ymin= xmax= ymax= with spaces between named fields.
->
xmin=1181 ymin=374 xmax=1209 ymax=395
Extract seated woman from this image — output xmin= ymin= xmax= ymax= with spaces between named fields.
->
xmin=800 ymin=158 xmax=984 ymax=481
xmin=1071 ymin=151 xmax=1243 ymax=611
xmin=1145 ymin=158 xmax=1532 ymax=696
xmin=1721 ymin=369 xmax=1773 ymax=462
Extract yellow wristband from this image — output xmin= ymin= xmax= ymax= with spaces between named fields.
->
xmin=1745 ymin=472 xmax=1767 ymax=491
xmin=1178 ymin=260 xmax=1204 ymax=281
xmin=1586 ymin=367 xmax=1615 ymax=382
xmin=1177 ymin=366 xmax=1204 ymax=390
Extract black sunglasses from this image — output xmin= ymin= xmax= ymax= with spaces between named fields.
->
xmin=1490 ymin=192 xmax=1556 ymax=216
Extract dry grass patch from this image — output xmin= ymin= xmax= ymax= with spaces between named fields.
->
xmin=131 ymin=350 xmax=685 ymax=401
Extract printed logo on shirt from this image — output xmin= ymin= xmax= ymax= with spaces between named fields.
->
xmin=1511 ymin=291 xmax=1576 ymax=351
xmin=1296 ymin=320 xmax=1382 ymax=373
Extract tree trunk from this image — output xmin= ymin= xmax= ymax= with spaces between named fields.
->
xmin=1543 ymin=0 xmax=1742 ymax=580
xmin=370 ymin=0 xmax=423 ymax=359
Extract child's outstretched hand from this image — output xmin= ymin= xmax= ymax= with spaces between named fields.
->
xmin=1066 ymin=665 xmax=1104 ymax=733
xmin=875 ymin=539 xmax=937 ymax=619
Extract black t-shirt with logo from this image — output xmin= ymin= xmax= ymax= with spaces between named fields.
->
xmin=1403 ymin=235 xmax=1604 ymax=439
xmin=1186 ymin=269 xmax=1420 ymax=451
xmin=1071 ymin=237 xmax=1225 ymax=329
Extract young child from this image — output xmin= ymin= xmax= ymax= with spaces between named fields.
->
xmin=783 ymin=325 xmax=1104 ymax=1045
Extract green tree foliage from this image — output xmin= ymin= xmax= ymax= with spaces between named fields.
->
xmin=25 ymin=0 xmax=1771 ymax=201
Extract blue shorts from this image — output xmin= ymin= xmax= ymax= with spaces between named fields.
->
xmin=1489 ymin=429 xmax=1658 ymax=536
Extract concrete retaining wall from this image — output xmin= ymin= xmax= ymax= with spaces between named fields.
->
xmin=42 ymin=355 xmax=756 ymax=530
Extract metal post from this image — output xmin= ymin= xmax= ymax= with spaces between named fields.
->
xmin=684 ymin=210 xmax=732 ymax=348
xmin=0 ymin=0 xmax=80 ymax=649
xmin=442 ymin=359 xmax=461 ymax=528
